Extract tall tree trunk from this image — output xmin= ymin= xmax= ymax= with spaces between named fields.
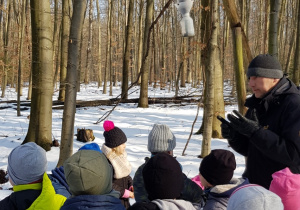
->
xmin=201 ymin=0 xmax=218 ymax=158
xmin=122 ymin=0 xmax=134 ymax=99
xmin=109 ymin=0 xmax=113 ymax=96
xmin=212 ymin=44 xmax=225 ymax=138
xmin=84 ymin=0 xmax=93 ymax=84
xmin=180 ymin=38 xmax=186 ymax=87
xmin=232 ymin=27 xmax=247 ymax=115
xmin=1 ymin=0 xmax=12 ymax=98
xmin=52 ymin=0 xmax=60 ymax=89
xmin=263 ymin=1 xmax=269 ymax=54
xmin=103 ymin=0 xmax=111 ymax=94
xmin=96 ymin=0 xmax=102 ymax=88
xmin=138 ymin=0 xmax=154 ymax=108
xmin=23 ymin=0 xmax=53 ymax=151
xmin=57 ymin=0 xmax=87 ymax=167
xmin=268 ymin=0 xmax=280 ymax=57
xmin=136 ymin=0 xmax=144 ymax=84
xmin=58 ymin=0 xmax=70 ymax=101
xmin=292 ymin=0 xmax=300 ymax=85
xmin=17 ymin=0 xmax=26 ymax=116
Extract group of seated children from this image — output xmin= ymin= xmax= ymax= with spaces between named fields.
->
xmin=0 ymin=122 xmax=299 ymax=210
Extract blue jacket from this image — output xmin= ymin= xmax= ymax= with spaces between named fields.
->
xmin=48 ymin=166 xmax=71 ymax=198
xmin=60 ymin=192 xmax=125 ymax=210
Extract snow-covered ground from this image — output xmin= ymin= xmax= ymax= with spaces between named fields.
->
xmin=0 ymin=82 xmax=245 ymax=201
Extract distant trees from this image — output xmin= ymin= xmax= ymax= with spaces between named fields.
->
xmin=0 ymin=0 xmax=299 ymax=153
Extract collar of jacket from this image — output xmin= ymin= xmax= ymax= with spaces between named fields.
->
xmin=13 ymin=182 xmax=42 ymax=192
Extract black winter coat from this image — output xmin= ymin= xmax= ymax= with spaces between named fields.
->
xmin=0 ymin=189 xmax=41 ymax=210
xmin=229 ymin=77 xmax=300 ymax=188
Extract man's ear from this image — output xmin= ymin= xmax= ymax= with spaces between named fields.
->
xmin=273 ymin=78 xmax=280 ymax=84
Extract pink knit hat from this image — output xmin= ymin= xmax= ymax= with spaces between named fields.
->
xmin=269 ymin=167 xmax=300 ymax=210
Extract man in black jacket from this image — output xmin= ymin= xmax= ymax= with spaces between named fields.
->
xmin=221 ymin=54 xmax=300 ymax=189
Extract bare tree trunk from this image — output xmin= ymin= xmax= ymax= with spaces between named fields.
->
xmin=268 ymin=0 xmax=280 ymax=57
xmin=201 ymin=0 xmax=218 ymax=158
xmin=263 ymin=1 xmax=269 ymax=54
xmin=212 ymin=48 xmax=225 ymax=138
xmin=232 ymin=27 xmax=247 ymax=115
xmin=57 ymin=0 xmax=87 ymax=167
xmin=23 ymin=0 xmax=54 ymax=151
xmin=17 ymin=0 xmax=26 ymax=116
xmin=122 ymin=0 xmax=134 ymax=99
xmin=180 ymin=38 xmax=186 ymax=87
xmin=1 ymin=0 xmax=12 ymax=98
xmin=84 ymin=0 xmax=93 ymax=84
xmin=292 ymin=0 xmax=300 ymax=85
xmin=52 ymin=0 xmax=60 ymax=89
xmin=103 ymin=0 xmax=111 ymax=94
xmin=109 ymin=0 xmax=113 ymax=96
xmin=138 ymin=0 xmax=154 ymax=108
xmin=58 ymin=0 xmax=70 ymax=101
xmin=53 ymin=24 xmax=62 ymax=89
xmin=136 ymin=0 xmax=144 ymax=84
xmin=96 ymin=0 xmax=102 ymax=88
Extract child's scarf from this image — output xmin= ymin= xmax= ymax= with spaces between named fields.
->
xmin=101 ymin=144 xmax=132 ymax=179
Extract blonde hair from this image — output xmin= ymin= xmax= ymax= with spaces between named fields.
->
xmin=112 ymin=144 xmax=125 ymax=156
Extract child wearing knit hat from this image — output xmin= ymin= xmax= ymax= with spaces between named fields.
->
xmin=269 ymin=167 xmax=300 ymax=210
xmin=0 ymin=142 xmax=66 ymax=210
xmin=101 ymin=121 xmax=134 ymax=209
xmin=133 ymin=123 xmax=204 ymax=204
xmin=129 ymin=153 xmax=202 ymax=210
xmin=61 ymin=149 xmax=125 ymax=210
xmin=199 ymin=149 xmax=249 ymax=210
xmin=227 ymin=184 xmax=284 ymax=210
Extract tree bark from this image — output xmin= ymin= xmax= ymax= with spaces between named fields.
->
xmin=122 ymin=0 xmax=134 ymax=99
xmin=201 ymin=0 xmax=218 ymax=158
xmin=17 ymin=0 xmax=26 ymax=116
xmin=232 ymin=27 xmax=247 ymax=115
xmin=84 ymin=0 xmax=93 ymax=84
xmin=103 ymin=0 xmax=112 ymax=94
xmin=292 ymin=0 xmax=300 ymax=85
xmin=58 ymin=0 xmax=70 ymax=101
xmin=138 ymin=0 xmax=154 ymax=108
xmin=1 ymin=0 xmax=12 ymax=98
xmin=268 ymin=0 xmax=280 ymax=57
xmin=96 ymin=0 xmax=102 ymax=88
xmin=57 ymin=0 xmax=87 ymax=167
xmin=23 ymin=0 xmax=54 ymax=151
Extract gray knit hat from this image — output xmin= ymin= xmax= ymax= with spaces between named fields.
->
xmin=227 ymin=184 xmax=284 ymax=210
xmin=247 ymin=54 xmax=283 ymax=79
xmin=7 ymin=142 xmax=47 ymax=185
xmin=148 ymin=124 xmax=176 ymax=153
xmin=64 ymin=150 xmax=113 ymax=196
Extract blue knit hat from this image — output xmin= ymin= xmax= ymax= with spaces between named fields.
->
xmin=7 ymin=142 xmax=47 ymax=185
xmin=79 ymin=143 xmax=102 ymax=153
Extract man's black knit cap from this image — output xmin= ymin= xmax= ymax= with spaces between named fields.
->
xmin=247 ymin=54 xmax=283 ymax=79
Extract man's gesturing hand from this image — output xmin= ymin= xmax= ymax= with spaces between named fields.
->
xmin=227 ymin=110 xmax=260 ymax=138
